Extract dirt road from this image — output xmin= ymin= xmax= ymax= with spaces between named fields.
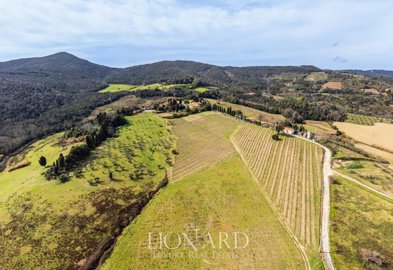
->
xmin=295 ymin=136 xmax=334 ymax=270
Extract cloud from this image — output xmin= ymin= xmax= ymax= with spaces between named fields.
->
xmin=0 ymin=0 xmax=392 ymax=69
xmin=333 ymin=56 xmax=348 ymax=63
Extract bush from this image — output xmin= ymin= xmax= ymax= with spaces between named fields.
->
xmin=59 ymin=174 xmax=69 ymax=183
xmin=38 ymin=156 xmax=47 ymax=167
xmin=272 ymin=134 xmax=280 ymax=141
xmin=347 ymin=161 xmax=364 ymax=169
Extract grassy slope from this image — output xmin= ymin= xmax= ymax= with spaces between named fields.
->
xmin=99 ymin=84 xmax=136 ymax=93
xmin=304 ymin=72 xmax=328 ymax=82
xmin=336 ymin=160 xmax=393 ymax=197
xmin=207 ymin=99 xmax=285 ymax=124
xmin=0 ymin=113 xmax=175 ymax=270
xmin=330 ymin=177 xmax=393 ymax=269
xmin=99 ymin=83 xmax=197 ymax=93
xmin=102 ymin=154 xmax=306 ymax=270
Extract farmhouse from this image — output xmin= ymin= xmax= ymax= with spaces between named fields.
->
xmin=283 ymin=128 xmax=295 ymax=135
xmin=188 ymin=102 xmax=200 ymax=109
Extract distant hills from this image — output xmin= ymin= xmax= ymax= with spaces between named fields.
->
xmin=0 ymin=52 xmax=392 ymax=156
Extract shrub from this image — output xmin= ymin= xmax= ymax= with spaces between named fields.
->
xmin=59 ymin=174 xmax=69 ymax=183
xmin=272 ymin=134 xmax=280 ymax=141
xmin=38 ymin=156 xmax=47 ymax=167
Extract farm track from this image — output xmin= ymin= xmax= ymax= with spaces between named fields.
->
xmin=295 ymin=135 xmax=334 ymax=270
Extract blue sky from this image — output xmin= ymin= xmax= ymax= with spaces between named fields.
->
xmin=0 ymin=0 xmax=392 ymax=69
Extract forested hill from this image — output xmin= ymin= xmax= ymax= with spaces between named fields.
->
xmin=0 ymin=52 xmax=123 ymax=155
xmin=108 ymin=60 xmax=320 ymax=85
xmin=1 ymin=52 xmax=393 ymax=157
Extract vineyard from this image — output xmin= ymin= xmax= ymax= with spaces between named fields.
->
xmin=103 ymin=155 xmax=306 ymax=270
xmin=170 ymin=112 xmax=241 ymax=181
xmin=345 ymin=113 xmax=392 ymax=125
xmin=232 ymin=125 xmax=324 ymax=261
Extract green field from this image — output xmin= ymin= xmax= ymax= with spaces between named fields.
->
xmin=99 ymin=84 xmax=136 ymax=93
xmin=207 ymin=99 xmax=285 ymax=124
xmin=99 ymin=83 xmax=199 ymax=93
xmin=330 ymin=177 xmax=393 ymax=269
xmin=0 ymin=113 xmax=175 ymax=270
xmin=304 ymin=72 xmax=328 ymax=82
xmin=345 ymin=113 xmax=392 ymax=126
xmin=233 ymin=125 xmax=324 ymax=268
xmin=336 ymin=160 xmax=393 ymax=197
xmin=102 ymin=154 xmax=306 ymax=270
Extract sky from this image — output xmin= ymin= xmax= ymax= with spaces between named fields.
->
xmin=0 ymin=0 xmax=392 ymax=69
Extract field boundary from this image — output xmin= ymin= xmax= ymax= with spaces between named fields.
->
xmin=231 ymin=132 xmax=311 ymax=270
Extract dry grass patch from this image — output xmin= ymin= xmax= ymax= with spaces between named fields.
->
xmin=321 ymin=81 xmax=342 ymax=90
xmin=334 ymin=122 xmax=393 ymax=151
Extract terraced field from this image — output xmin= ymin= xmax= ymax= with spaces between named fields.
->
xmin=170 ymin=112 xmax=241 ymax=181
xmin=232 ymin=125 xmax=324 ymax=265
xmin=102 ymin=155 xmax=307 ymax=270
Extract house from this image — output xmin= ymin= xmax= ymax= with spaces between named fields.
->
xmin=283 ymin=128 xmax=295 ymax=135
xmin=307 ymin=131 xmax=315 ymax=140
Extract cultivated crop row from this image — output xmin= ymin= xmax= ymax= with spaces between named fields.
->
xmin=171 ymin=114 xmax=240 ymax=181
xmin=233 ymin=125 xmax=323 ymax=251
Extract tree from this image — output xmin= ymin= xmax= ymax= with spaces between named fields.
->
xmin=39 ymin=156 xmax=47 ymax=167
xmin=275 ymin=123 xmax=284 ymax=134
xmin=58 ymin=153 xmax=65 ymax=169
xmin=272 ymin=134 xmax=280 ymax=141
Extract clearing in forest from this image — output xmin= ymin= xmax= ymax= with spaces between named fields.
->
xmin=232 ymin=125 xmax=324 ymax=266
xmin=321 ymin=81 xmax=342 ymax=90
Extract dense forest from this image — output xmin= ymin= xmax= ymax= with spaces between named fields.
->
xmin=1 ymin=52 xmax=393 ymax=158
